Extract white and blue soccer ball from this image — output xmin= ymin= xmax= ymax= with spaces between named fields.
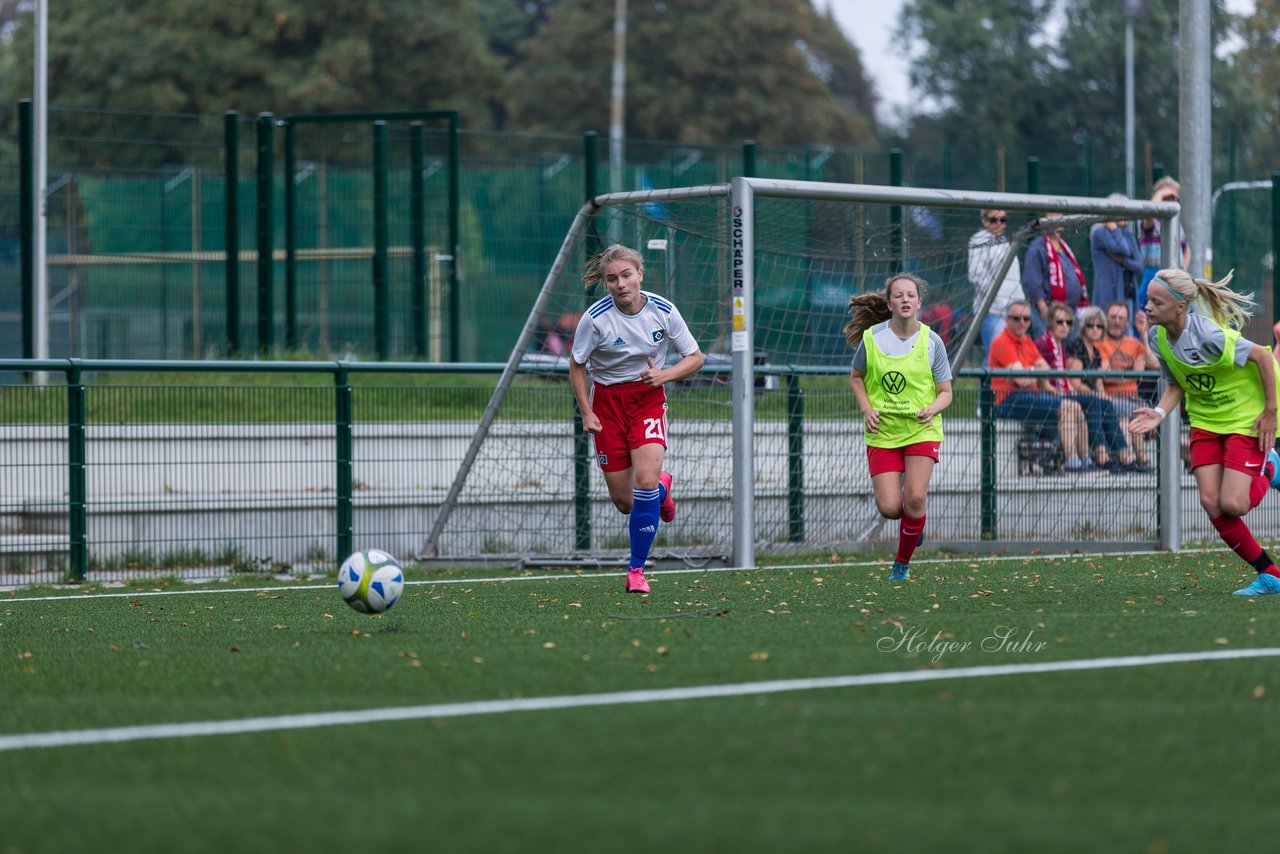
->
xmin=338 ymin=549 xmax=405 ymax=614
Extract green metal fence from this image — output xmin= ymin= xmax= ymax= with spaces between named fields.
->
xmin=3 ymin=104 xmax=1275 ymax=365
xmin=7 ymin=358 xmax=1248 ymax=588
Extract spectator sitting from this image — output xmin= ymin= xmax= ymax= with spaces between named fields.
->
xmin=1096 ymin=301 xmax=1154 ymax=472
xmin=967 ymin=209 xmax=1025 ymax=362
xmin=988 ymin=299 xmax=1093 ymax=472
xmin=1090 ymin=195 xmax=1144 ymax=334
xmin=1067 ymin=305 xmax=1141 ymax=471
xmin=1024 ymin=212 xmax=1088 ymax=337
xmin=1036 ymin=301 xmax=1133 ymax=471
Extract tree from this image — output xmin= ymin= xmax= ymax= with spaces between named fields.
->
xmin=1234 ymin=0 xmax=1280 ymax=175
xmin=504 ymin=0 xmax=876 ymax=146
xmin=895 ymin=0 xmax=1058 ymax=157
xmin=1051 ymin=0 xmax=1252 ymax=179
xmin=894 ymin=0 xmax=1252 ymax=186
xmin=0 ymin=0 xmax=504 ymax=126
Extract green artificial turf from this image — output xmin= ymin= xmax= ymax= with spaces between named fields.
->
xmin=2 ymin=551 xmax=1278 ymax=853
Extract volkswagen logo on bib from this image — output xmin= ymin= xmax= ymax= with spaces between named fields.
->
xmin=1187 ymin=374 xmax=1216 ymax=393
xmin=880 ymin=371 xmax=907 ymax=395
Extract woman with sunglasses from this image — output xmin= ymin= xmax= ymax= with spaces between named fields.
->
xmin=967 ymin=209 xmax=1025 ymax=361
xmin=1130 ymin=269 xmax=1280 ymax=596
xmin=1060 ymin=304 xmax=1141 ymax=471
xmin=846 ymin=273 xmax=953 ymax=583
xmin=1036 ymin=302 xmax=1133 ymax=471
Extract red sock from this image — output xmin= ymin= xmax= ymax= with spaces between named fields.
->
xmin=896 ymin=514 xmax=925 ymax=564
xmin=1208 ymin=514 xmax=1280 ymax=576
xmin=1250 ymin=474 xmax=1269 ymax=511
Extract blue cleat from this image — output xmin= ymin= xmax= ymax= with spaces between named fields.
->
xmin=1232 ymin=573 xmax=1280 ymax=596
xmin=1267 ymin=448 xmax=1280 ymax=490
xmin=890 ymin=561 xmax=910 ymax=581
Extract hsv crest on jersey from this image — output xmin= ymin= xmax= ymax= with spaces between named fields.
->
xmin=598 ymin=454 xmax=608 ymax=465
xmin=651 ymin=330 xmax=665 ymax=343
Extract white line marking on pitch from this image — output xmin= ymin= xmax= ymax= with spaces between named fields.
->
xmin=3 ymin=547 xmax=1228 ymax=603
xmin=2 ymin=647 xmax=1276 ymax=752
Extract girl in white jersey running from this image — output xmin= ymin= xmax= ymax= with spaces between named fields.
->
xmin=569 ymin=245 xmax=704 ymax=593
xmin=1129 ymin=268 xmax=1280 ymax=596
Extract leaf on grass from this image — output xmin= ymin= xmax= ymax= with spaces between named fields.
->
xmin=1252 ymin=685 xmax=1266 ymax=698
xmin=273 ymin=624 xmax=288 ymax=630
xmin=1213 ymin=637 xmax=1229 ymax=645
xmin=749 ymin=651 xmax=769 ymax=662
xmin=229 ymin=647 xmax=240 ymax=653
xmin=18 ymin=650 xmax=34 ymax=659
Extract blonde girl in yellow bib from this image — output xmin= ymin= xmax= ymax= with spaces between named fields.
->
xmin=1129 ymin=268 xmax=1280 ymax=595
xmin=846 ymin=273 xmax=954 ymax=582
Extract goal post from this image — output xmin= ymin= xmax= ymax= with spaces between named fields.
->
xmin=424 ymin=178 xmax=1181 ymax=566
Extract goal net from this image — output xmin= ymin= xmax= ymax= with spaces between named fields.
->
xmin=423 ymin=179 xmax=1181 ymax=566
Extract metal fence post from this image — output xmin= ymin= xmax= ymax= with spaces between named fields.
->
xmin=373 ymin=121 xmax=390 ymax=360
xmin=1273 ymin=171 xmax=1280 ymax=320
xmin=67 ymin=361 xmax=87 ymax=581
xmin=574 ymin=132 xmax=599 ymax=552
xmin=256 ymin=112 xmax=274 ymax=354
xmin=411 ymin=122 xmax=427 ymax=358
xmin=980 ymin=376 xmax=997 ymax=539
xmin=786 ymin=373 xmax=804 ymax=543
xmin=19 ymin=100 xmax=34 ymax=360
xmin=335 ymin=366 xmax=353 ymax=561
xmin=284 ymin=120 xmax=298 ymax=351
xmin=447 ymin=113 xmax=461 ymax=362
xmin=224 ymin=110 xmax=241 ymax=355
xmin=1081 ymin=135 xmax=1092 ymax=197
xmin=890 ymin=149 xmax=903 ymax=262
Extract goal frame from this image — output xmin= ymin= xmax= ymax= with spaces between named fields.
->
xmin=424 ymin=178 xmax=1182 ymax=566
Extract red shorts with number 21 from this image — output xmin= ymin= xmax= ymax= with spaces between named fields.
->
xmin=591 ymin=381 xmax=668 ymax=472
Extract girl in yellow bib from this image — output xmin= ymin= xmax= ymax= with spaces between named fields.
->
xmin=846 ymin=273 xmax=954 ymax=582
xmin=1129 ymin=268 xmax=1280 ymax=596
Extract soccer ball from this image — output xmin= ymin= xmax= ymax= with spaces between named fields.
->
xmin=338 ymin=549 xmax=405 ymax=614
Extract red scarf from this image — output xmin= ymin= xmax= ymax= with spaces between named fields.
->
xmin=1036 ymin=332 xmax=1071 ymax=394
xmin=1045 ymin=235 xmax=1088 ymax=308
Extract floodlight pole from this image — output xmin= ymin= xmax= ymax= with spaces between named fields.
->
xmin=1123 ymin=11 xmax=1136 ymax=199
xmin=609 ymin=0 xmax=627 ymax=189
xmin=1180 ymin=0 xmax=1211 ymax=278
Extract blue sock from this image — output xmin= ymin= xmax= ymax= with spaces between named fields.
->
xmin=658 ymin=482 xmax=667 ymax=504
xmin=629 ymin=487 xmax=661 ymax=569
